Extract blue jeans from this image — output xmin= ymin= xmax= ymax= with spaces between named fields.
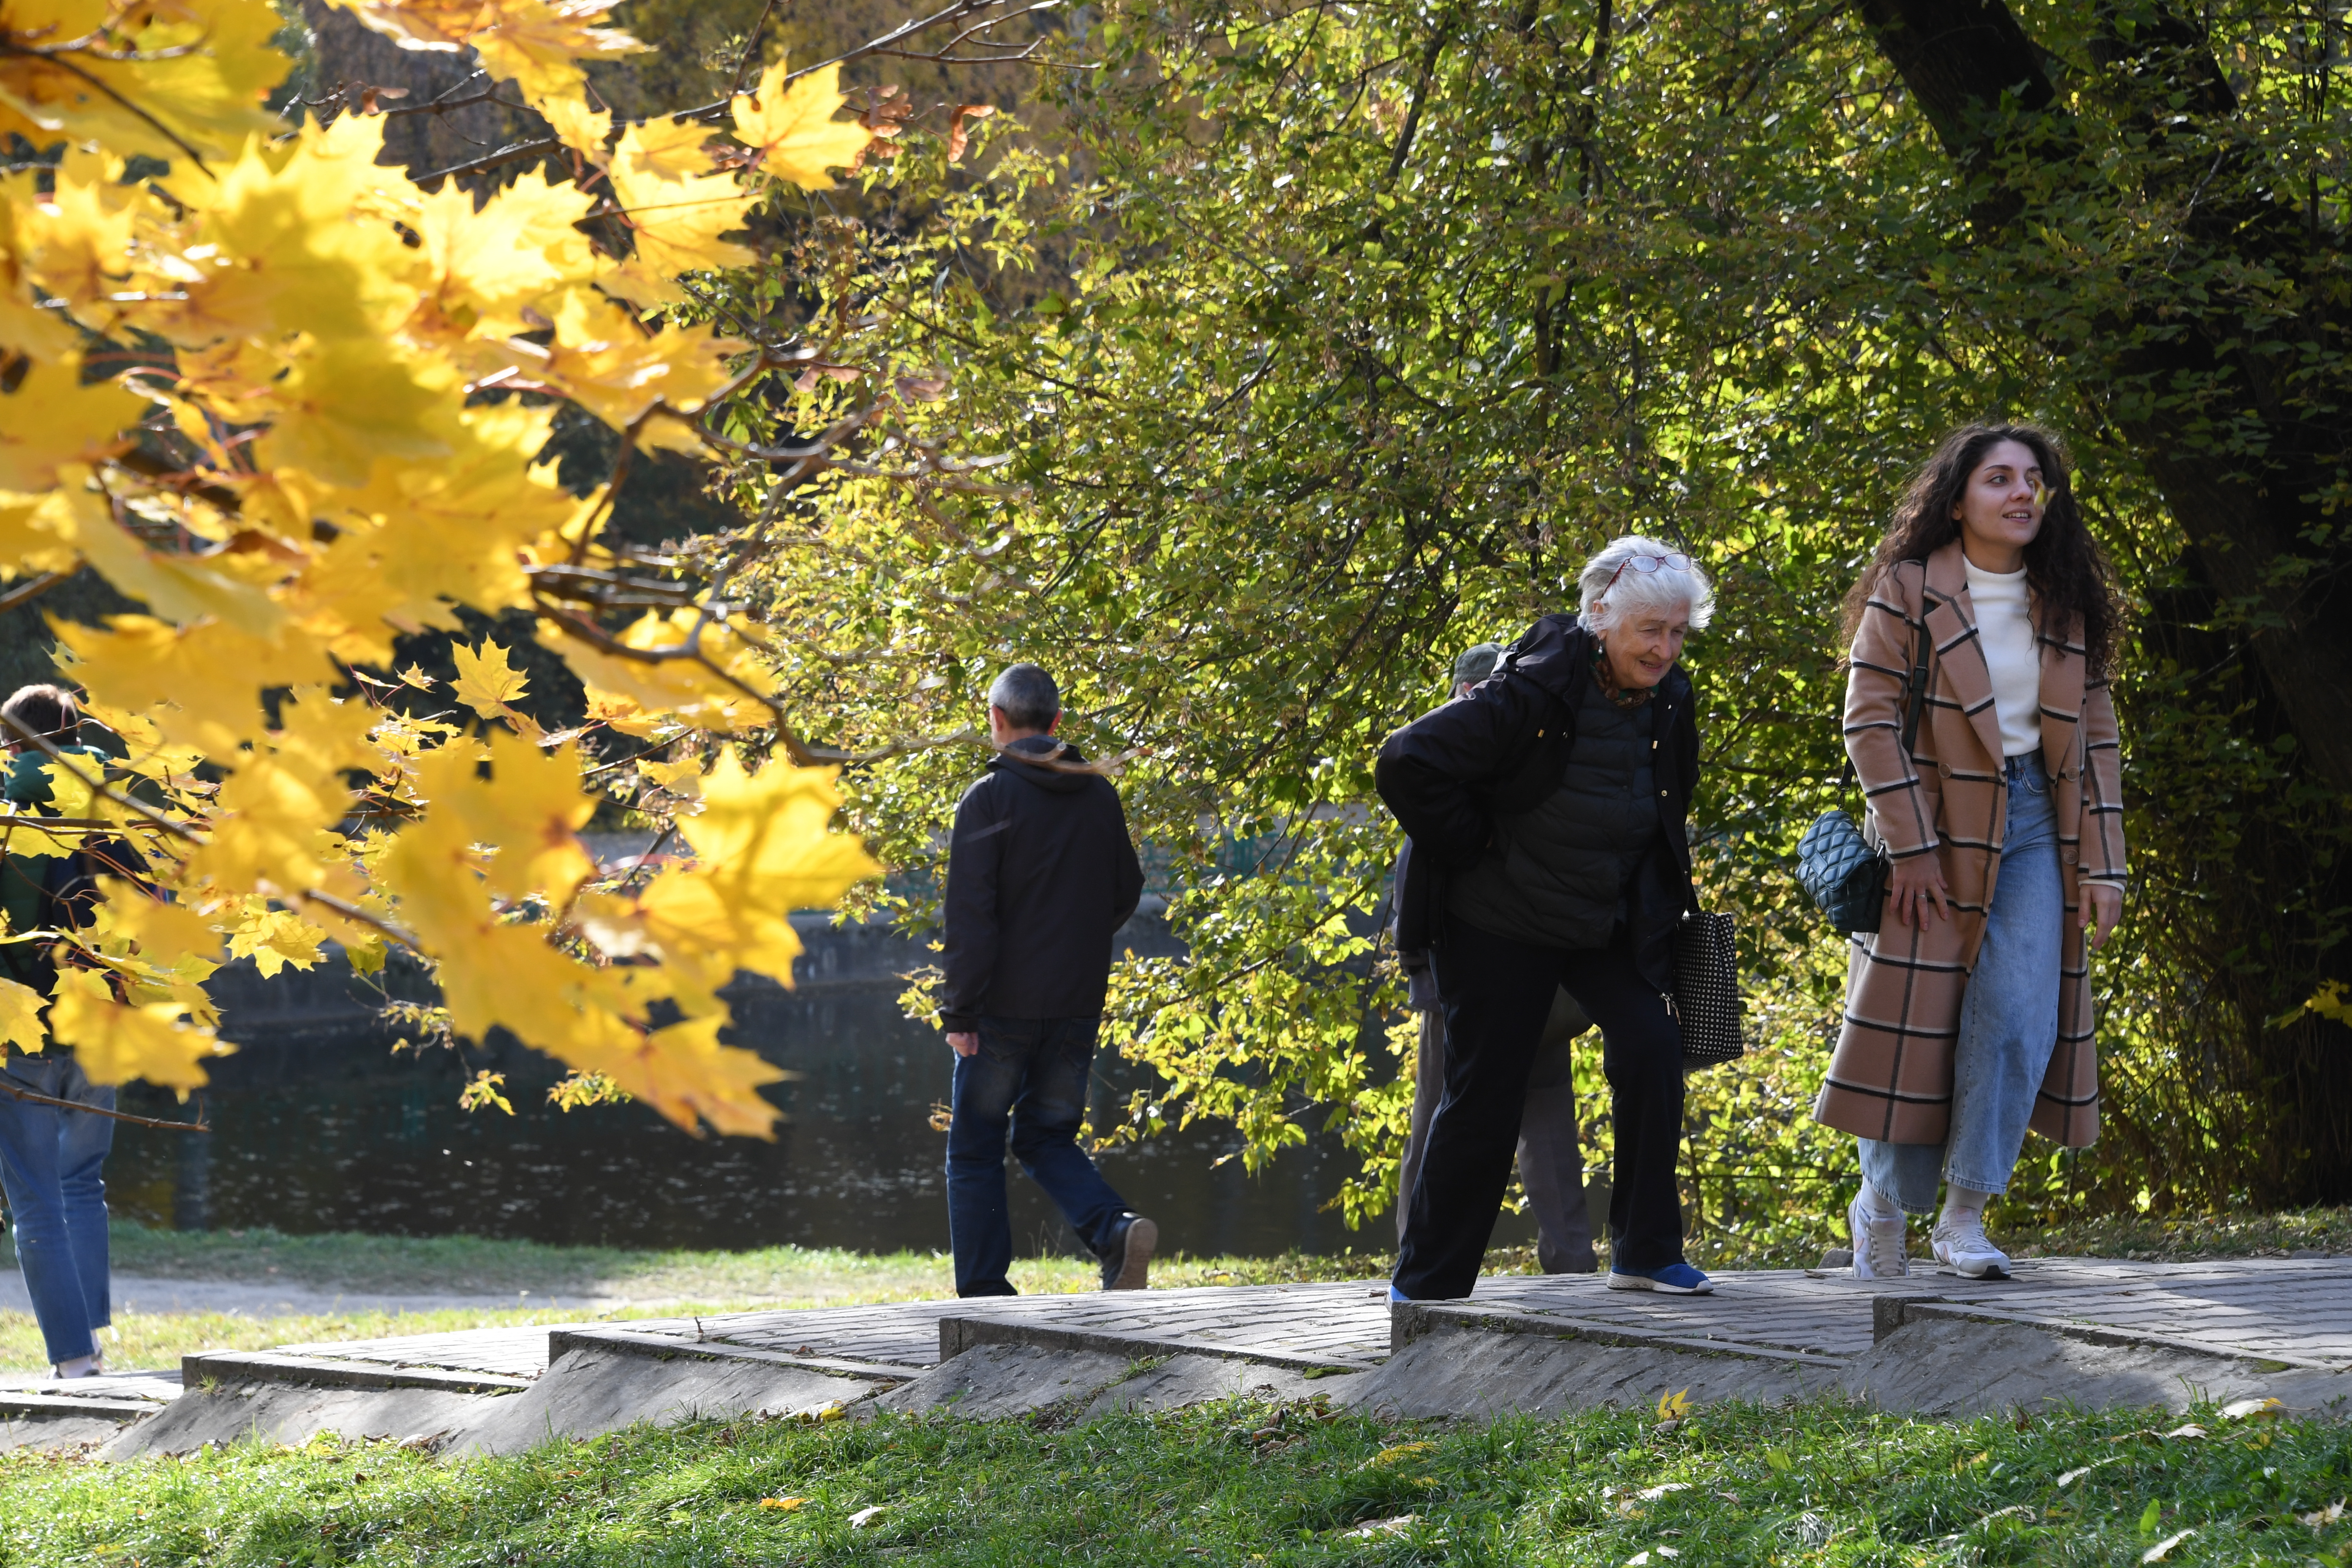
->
xmin=945 ymin=1016 xmax=1132 ymax=1296
xmin=0 ymin=1054 xmax=115 ymax=1363
xmin=1860 ymin=754 xmax=2063 ymax=1211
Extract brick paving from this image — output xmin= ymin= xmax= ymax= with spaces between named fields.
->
xmin=248 ymin=1255 xmax=2352 ymax=1382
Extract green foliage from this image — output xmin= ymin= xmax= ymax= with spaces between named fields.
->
xmin=685 ymin=0 xmax=2352 ymax=1225
xmin=6 ymin=1397 xmax=2352 ymax=1564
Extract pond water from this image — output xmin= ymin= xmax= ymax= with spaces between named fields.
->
xmin=97 ymin=924 xmax=1535 ymax=1261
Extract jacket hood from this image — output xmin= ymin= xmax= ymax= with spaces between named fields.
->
xmin=1497 ymin=613 xmax=1691 ymax=706
xmin=990 ymin=734 xmax=1093 ymax=793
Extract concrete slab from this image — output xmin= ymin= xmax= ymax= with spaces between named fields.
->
xmin=103 ymin=1381 xmax=501 ymax=1458
xmin=445 ymin=1334 xmax=904 ymax=1457
xmin=3 ymin=1412 xmax=133 ymax=1452
xmin=1335 ymin=1320 xmax=1843 ymax=1420
xmin=1843 ymin=1315 xmax=2352 ymax=1419
xmin=1081 ymin=1354 xmax=1339 ymax=1418
xmin=875 ymin=1345 xmax=1137 ymax=1420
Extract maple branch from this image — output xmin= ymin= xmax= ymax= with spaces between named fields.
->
xmin=0 ymin=1072 xmax=209 ymax=1132
xmin=729 ymin=0 xmax=790 ymax=97
xmin=0 ymin=40 xmax=212 ymax=175
xmin=411 ymin=0 xmax=1043 ymax=185
xmin=0 ymin=572 xmax=69 ymax=616
xmin=0 ymin=712 xmax=204 ymax=847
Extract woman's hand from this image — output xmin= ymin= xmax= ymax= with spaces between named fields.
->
xmin=2082 ymin=884 xmax=2123 ymax=951
xmin=1886 ymin=854 xmax=1951 ymax=928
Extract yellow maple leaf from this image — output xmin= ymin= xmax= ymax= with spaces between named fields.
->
xmin=0 ymin=0 xmax=287 ymax=168
xmin=8 ymin=148 xmax=141 ymax=321
xmin=606 ymin=118 xmax=756 ymax=294
xmin=49 ymin=967 xmax=234 ymax=1094
xmin=450 ymin=640 xmax=532 ymax=719
xmin=464 ymin=0 xmax=645 ymax=103
xmin=541 ymin=609 xmax=778 ymax=732
xmin=32 ymin=482 xmax=289 ymax=639
xmin=226 ymin=906 xmax=328 ymax=977
xmin=55 ymin=615 xmax=337 ymax=757
xmin=537 ymin=91 xmax=613 ymax=164
xmin=731 ymin=62 xmax=876 ymax=192
xmin=91 ymin=885 xmax=227 ymax=968
xmin=0 ymin=359 xmax=145 ymax=494
xmin=510 ymin=289 xmax=740 ymax=446
xmin=183 ymin=752 xmax=352 ymax=895
xmin=408 ymin=730 xmax=596 ymax=903
xmin=407 ymin=171 xmax=597 ymax=337
xmin=0 ymin=976 xmax=45 ymax=1053
xmin=257 ymin=336 xmax=455 ymax=490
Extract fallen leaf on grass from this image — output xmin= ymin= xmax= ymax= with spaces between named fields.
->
xmin=2057 ymin=1459 xmax=2123 ymax=1487
xmin=1365 ymin=1441 xmax=1437 ymax=1468
xmin=758 ymin=1497 xmax=804 ymax=1511
xmin=1339 ymin=1515 xmax=1416 ymax=1539
xmin=1625 ymin=1550 xmax=1681 ymax=1565
xmin=849 ymin=1505 xmax=887 ymax=1528
xmin=2222 ymin=1396 xmax=2285 ymax=1421
xmin=2301 ymin=1500 xmax=2347 ymax=1529
xmin=1637 ymin=1483 xmax=1690 ymax=1502
xmin=2142 ymin=1527 xmax=2195 ymax=1562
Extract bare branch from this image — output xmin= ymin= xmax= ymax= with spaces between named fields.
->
xmin=0 ymin=1071 xmax=209 ymax=1132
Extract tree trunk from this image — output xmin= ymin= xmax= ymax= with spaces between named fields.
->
xmin=1855 ymin=0 xmax=2352 ymax=797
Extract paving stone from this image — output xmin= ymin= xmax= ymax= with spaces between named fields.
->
xmin=446 ymin=1342 xmax=895 ymax=1458
xmin=103 ymin=1383 xmax=501 ymax=1458
xmin=1079 ymin=1355 xmax=1336 ymax=1419
xmin=874 ymin=1345 xmax=1136 ymax=1420
xmin=1334 ymin=1320 xmax=1842 ymax=1419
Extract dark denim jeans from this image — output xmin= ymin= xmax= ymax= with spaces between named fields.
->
xmin=0 ymin=1053 xmax=114 ymax=1364
xmin=945 ymin=1015 xmax=1130 ymax=1297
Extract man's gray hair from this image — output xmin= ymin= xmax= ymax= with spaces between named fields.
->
xmin=987 ymin=663 xmax=1060 ymax=731
xmin=1576 ymin=534 xmax=1716 ymax=634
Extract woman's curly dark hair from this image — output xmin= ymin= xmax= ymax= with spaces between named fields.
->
xmin=1840 ymin=422 xmax=2123 ymax=681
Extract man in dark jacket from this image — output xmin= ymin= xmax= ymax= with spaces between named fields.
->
xmin=940 ymin=663 xmax=1154 ymax=1296
xmin=1377 ymin=537 xmax=1715 ymax=1300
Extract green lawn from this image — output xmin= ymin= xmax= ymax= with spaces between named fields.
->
xmin=5 ymin=1394 xmax=2348 ymax=1565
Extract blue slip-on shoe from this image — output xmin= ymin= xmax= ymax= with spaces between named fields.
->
xmin=1388 ymin=1284 xmax=1411 ymax=1305
xmin=1605 ymin=1261 xmax=1713 ymax=1295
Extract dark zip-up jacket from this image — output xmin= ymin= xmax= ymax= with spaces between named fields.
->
xmin=941 ymin=736 xmax=1145 ymax=1032
xmin=1375 ymin=615 xmax=1701 ymax=990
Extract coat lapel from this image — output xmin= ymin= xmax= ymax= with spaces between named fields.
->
xmin=1924 ymin=541 xmax=2006 ymax=770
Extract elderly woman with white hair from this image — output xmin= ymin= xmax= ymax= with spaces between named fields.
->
xmin=1377 ymin=536 xmax=1717 ymax=1299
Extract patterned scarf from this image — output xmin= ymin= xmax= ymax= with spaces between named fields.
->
xmin=1591 ymin=645 xmax=1654 ymax=710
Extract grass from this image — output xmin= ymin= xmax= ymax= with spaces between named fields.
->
xmin=4 ymin=1394 xmax=2349 ymax=1565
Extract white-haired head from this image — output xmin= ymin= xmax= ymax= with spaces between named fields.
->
xmin=1576 ymin=534 xmax=1715 ymax=634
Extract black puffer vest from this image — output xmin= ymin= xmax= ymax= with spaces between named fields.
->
xmin=1447 ymin=678 xmax=1659 ymax=950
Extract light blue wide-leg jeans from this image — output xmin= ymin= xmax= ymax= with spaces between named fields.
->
xmin=1859 ymin=754 xmax=2063 ymax=1214
xmin=0 ymin=1052 xmax=116 ymax=1364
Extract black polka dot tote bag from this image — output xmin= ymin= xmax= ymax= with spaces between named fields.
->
xmin=1672 ymin=910 xmax=1744 ymax=1069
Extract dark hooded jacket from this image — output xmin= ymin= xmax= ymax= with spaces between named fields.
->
xmin=940 ymin=736 xmax=1145 ymax=1032
xmin=1375 ymin=615 xmax=1700 ymax=991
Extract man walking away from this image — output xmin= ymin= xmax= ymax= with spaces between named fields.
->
xmin=1391 ymin=645 xmax=1597 ymax=1274
xmin=940 ymin=663 xmax=1155 ymax=1296
xmin=0 ymin=684 xmax=118 ymax=1378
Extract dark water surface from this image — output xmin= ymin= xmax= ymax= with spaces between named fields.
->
xmin=101 ymin=918 xmax=1526 ymax=1260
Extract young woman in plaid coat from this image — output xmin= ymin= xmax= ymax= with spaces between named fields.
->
xmin=1814 ymin=424 xmax=2127 ymax=1281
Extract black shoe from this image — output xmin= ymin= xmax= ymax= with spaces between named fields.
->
xmin=1100 ymin=1213 xmax=1157 ymax=1290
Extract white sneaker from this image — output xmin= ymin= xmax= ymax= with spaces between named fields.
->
xmin=1846 ymin=1194 xmax=1908 ymax=1279
xmin=1931 ymin=1214 xmax=2011 ymax=1279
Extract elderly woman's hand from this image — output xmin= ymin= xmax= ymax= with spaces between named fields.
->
xmin=1886 ymin=854 xmax=1951 ymax=928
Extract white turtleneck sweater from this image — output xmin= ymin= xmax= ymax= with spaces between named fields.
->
xmin=1965 ymin=557 xmax=2042 ymax=758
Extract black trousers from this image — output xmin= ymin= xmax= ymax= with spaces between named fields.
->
xmin=1395 ymin=912 xmax=1687 ymax=1299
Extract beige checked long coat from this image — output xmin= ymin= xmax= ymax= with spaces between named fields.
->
xmin=1812 ymin=540 xmax=2126 ymax=1149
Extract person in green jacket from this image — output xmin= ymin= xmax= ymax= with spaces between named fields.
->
xmin=0 ymin=684 xmax=120 ymax=1378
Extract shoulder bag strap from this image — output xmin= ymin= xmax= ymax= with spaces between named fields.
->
xmin=1900 ymin=578 xmax=1933 ymax=760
